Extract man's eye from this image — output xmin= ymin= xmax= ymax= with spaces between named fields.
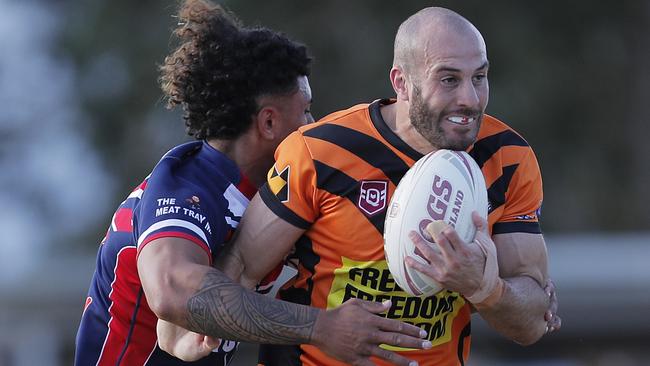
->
xmin=441 ymin=77 xmax=457 ymax=85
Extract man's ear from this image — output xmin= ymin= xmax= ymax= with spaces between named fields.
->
xmin=254 ymin=105 xmax=279 ymax=140
xmin=390 ymin=66 xmax=410 ymax=102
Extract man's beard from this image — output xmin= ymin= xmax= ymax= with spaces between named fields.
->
xmin=409 ymin=86 xmax=481 ymax=151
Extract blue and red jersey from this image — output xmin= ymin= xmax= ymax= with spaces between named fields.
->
xmin=75 ymin=141 xmax=256 ymax=366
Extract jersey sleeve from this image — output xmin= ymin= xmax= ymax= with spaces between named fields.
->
xmin=258 ymin=131 xmax=318 ymax=229
xmin=493 ymin=148 xmax=544 ymax=235
xmin=134 ymin=182 xmax=222 ymax=264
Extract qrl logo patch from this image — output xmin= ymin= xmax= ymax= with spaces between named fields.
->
xmin=358 ymin=180 xmax=387 ymax=216
xmin=267 ymin=164 xmax=290 ymax=202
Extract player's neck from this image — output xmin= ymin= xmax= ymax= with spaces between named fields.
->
xmin=381 ymin=101 xmax=436 ymax=155
xmin=207 ymin=134 xmax=271 ymax=188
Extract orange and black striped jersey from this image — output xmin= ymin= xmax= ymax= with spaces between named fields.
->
xmin=258 ymin=99 xmax=543 ymax=366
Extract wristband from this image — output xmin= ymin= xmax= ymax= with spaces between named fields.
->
xmin=466 ymin=235 xmax=503 ymax=307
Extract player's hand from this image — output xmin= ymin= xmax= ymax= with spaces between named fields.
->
xmin=405 ymin=217 xmax=489 ymax=297
xmin=544 ymin=279 xmax=562 ymax=334
xmin=157 ymin=319 xmax=221 ymax=362
xmin=311 ymin=298 xmax=430 ymax=366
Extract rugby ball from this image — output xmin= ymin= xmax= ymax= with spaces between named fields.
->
xmin=384 ymin=149 xmax=488 ymax=297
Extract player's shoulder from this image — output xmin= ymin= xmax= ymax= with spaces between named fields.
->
xmin=471 ymin=114 xmax=539 ymax=171
xmin=475 ymin=114 xmax=535 ymax=152
xmin=478 ymin=115 xmax=529 ymax=143
xmin=315 ymin=102 xmax=372 ymax=125
xmin=144 ymin=141 xmax=235 ymax=204
xmin=297 ymin=102 xmax=372 ymax=135
xmin=280 ymin=102 xmax=374 ymax=151
xmin=149 ymin=140 xmax=203 ymax=177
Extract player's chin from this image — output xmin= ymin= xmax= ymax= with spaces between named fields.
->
xmin=438 ymin=128 xmax=477 ymax=151
xmin=441 ymin=137 xmax=475 ymax=151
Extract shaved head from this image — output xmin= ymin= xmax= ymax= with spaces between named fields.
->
xmin=393 ymin=7 xmax=485 ymax=82
xmin=388 ymin=7 xmax=490 ymax=152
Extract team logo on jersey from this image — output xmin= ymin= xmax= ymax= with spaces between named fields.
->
xmin=186 ymin=195 xmax=201 ymax=210
xmin=358 ymin=180 xmax=387 ymax=216
xmin=268 ymin=164 xmax=290 ymax=202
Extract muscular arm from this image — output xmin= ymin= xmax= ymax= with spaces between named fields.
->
xmin=407 ymin=216 xmax=550 ymax=345
xmin=151 ymin=195 xmax=428 ymax=365
xmin=138 ymin=237 xmax=317 ymax=344
xmin=475 ymin=232 xmax=549 ymax=345
xmin=186 ymin=268 xmax=318 ymax=343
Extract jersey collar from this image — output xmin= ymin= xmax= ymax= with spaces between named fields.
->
xmin=368 ymin=99 xmax=423 ymax=161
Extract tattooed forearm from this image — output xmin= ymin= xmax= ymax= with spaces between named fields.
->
xmin=186 ymin=269 xmax=320 ymax=344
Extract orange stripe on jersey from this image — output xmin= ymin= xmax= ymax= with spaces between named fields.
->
xmin=479 ymin=145 xmax=530 ymax=187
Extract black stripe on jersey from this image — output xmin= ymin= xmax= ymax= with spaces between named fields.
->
xmin=369 ymin=99 xmax=424 ymax=161
xmin=313 ymin=159 xmax=358 ymax=197
xmin=313 ymin=160 xmax=385 ymax=235
xmin=493 ymin=221 xmax=542 ymax=234
xmin=457 ymin=323 xmax=471 ymax=366
xmin=259 ymin=184 xmax=311 ymax=229
xmin=304 ymin=124 xmax=411 ymax=186
xmin=469 ymin=130 xmax=529 ymax=168
xmin=281 ymin=235 xmax=318 ymax=306
xmin=116 ymin=288 xmax=145 ymax=365
xmin=487 ymin=164 xmax=518 ymax=213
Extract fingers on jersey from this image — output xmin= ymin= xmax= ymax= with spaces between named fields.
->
xmin=367 ymin=327 xmax=432 ymax=349
xmin=314 ymin=298 xmax=427 ymax=366
xmin=370 ymin=346 xmax=421 ymax=366
xmin=348 ymin=299 xmax=427 ymax=340
xmin=358 ymin=300 xmax=426 ymax=337
xmin=356 ymin=298 xmax=392 ymax=314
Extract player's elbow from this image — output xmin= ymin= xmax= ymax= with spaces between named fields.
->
xmin=148 ymin=294 xmax=177 ymax=321
xmin=142 ymin=274 xmax=184 ymax=322
xmin=514 ymin=334 xmax=541 ymax=346
xmin=511 ymin=322 xmax=545 ymax=346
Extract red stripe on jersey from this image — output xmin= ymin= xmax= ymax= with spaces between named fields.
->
xmin=96 ymin=246 xmax=156 ymax=366
xmin=237 ymin=173 xmax=257 ymax=200
xmin=113 ymin=208 xmax=133 ymax=232
xmin=117 ymin=291 xmax=159 ymax=366
xmin=137 ymin=231 xmax=212 ymax=265
xmin=135 ymin=179 xmax=148 ymax=192
xmin=83 ymin=296 xmax=93 ymax=314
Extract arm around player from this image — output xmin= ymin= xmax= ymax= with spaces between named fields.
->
xmin=146 ymin=207 xmax=431 ymax=365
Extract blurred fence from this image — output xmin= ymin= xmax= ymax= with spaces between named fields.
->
xmin=1 ymin=233 xmax=649 ymax=365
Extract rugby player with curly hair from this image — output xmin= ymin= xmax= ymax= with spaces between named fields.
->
xmin=74 ymin=1 xmax=427 ymax=365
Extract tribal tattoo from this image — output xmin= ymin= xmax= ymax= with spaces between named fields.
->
xmin=186 ymin=269 xmax=319 ymax=344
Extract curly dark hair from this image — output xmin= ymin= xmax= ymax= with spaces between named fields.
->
xmin=160 ymin=0 xmax=312 ymax=140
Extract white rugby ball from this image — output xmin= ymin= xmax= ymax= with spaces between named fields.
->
xmin=384 ymin=149 xmax=488 ymax=297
